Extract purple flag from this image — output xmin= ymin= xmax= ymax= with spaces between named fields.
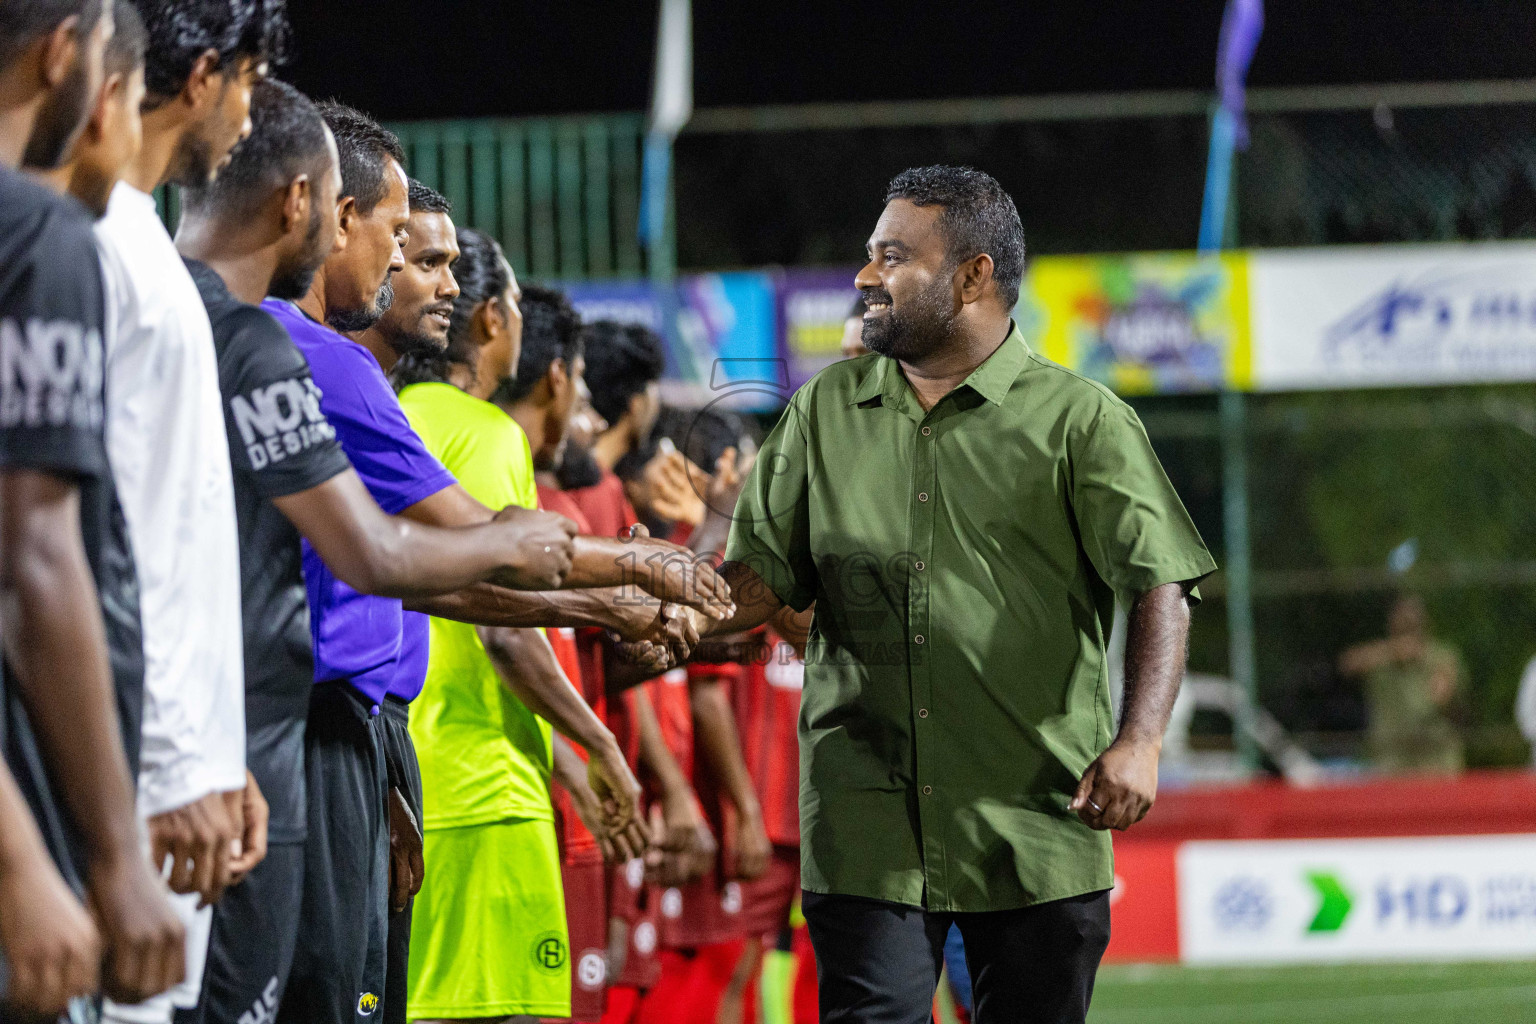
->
xmin=1216 ymin=0 xmax=1264 ymax=148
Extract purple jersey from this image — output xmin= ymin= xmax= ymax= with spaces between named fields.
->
xmin=262 ymin=299 xmax=454 ymax=706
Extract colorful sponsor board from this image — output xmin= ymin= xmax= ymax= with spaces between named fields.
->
xmin=777 ymin=268 xmax=863 ymax=391
xmin=563 ymin=273 xmax=782 ymax=409
xmin=1176 ymin=834 xmax=1536 ymax=963
xmin=1021 ymin=251 xmax=1252 ymax=394
xmin=560 ymin=242 xmax=1536 ymax=405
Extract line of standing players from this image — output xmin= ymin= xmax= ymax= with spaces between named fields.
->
xmin=1 ymin=1 xmax=814 ymax=1022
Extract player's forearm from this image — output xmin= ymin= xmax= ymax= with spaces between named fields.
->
xmin=635 ymin=687 xmax=692 ymax=800
xmin=478 ymin=625 xmax=618 ymax=756
xmin=550 ymin=734 xmax=589 ymax=796
xmin=406 ymin=584 xmax=636 ymax=631
xmin=1115 ymin=582 xmax=1191 ymax=749
xmin=690 ymin=679 xmax=762 ymax=819
xmin=0 ymin=481 xmax=139 ymax=865
xmin=0 ymin=759 xmax=54 ymax=876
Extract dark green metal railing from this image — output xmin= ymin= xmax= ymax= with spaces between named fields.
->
xmin=388 ymin=114 xmax=653 ymax=282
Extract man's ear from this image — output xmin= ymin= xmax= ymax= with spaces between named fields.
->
xmin=40 ymin=15 xmax=82 ymax=89
xmin=281 ymin=174 xmax=310 ymax=235
xmin=955 ymin=252 xmax=995 ymax=305
xmin=181 ymin=49 xmax=222 ymax=113
xmin=472 ymin=297 xmax=504 ymax=343
xmin=547 ymin=357 xmax=571 ymax=398
xmin=86 ymin=71 xmax=125 ymax=142
xmin=332 ymin=195 xmax=357 ymax=251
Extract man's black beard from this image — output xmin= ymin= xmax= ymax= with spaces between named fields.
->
xmin=21 ymin=57 xmax=91 ymax=169
xmin=383 ymin=312 xmax=448 ymax=358
xmin=555 ymin=440 xmax=604 ymax=490
xmin=861 ymin=274 xmax=957 ymax=362
xmin=327 ymin=278 xmax=394 ymax=333
xmin=268 ymin=205 xmax=327 ymax=301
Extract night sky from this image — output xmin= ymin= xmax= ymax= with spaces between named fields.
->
xmin=283 ymin=0 xmax=1536 ymax=122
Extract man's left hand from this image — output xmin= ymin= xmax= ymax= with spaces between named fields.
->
xmin=387 ymin=787 xmax=424 ymax=913
xmin=224 ymin=771 xmax=268 ymax=885
xmin=1069 ymin=739 xmax=1160 ymax=831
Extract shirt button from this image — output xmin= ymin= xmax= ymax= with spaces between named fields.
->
xmin=918 ymin=492 xmax=929 ymax=502
xmin=914 ymin=634 xmax=925 ymax=645
xmin=914 ymin=560 xmax=925 ymax=571
xmin=921 ymin=426 xmax=932 ymax=436
xmin=923 ymin=785 xmax=933 ymax=795
xmin=919 ymin=708 xmax=929 ymax=718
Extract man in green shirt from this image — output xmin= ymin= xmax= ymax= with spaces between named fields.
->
xmin=661 ymin=166 xmax=1215 ymax=1023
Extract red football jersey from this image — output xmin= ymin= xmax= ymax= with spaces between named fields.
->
xmin=565 ymin=468 xmax=640 ymax=541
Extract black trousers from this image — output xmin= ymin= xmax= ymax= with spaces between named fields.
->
xmin=801 ymin=889 xmax=1111 ymax=1024
xmin=278 ymin=682 xmax=389 ymax=1024
xmin=378 ymin=697 xmax=421 ymax=1024
xmin=175 ymin=842 xmax=304 ymax=1024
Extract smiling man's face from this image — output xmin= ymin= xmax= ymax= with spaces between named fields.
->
xmin=854 ymin=198 xmax=960 ymax=362
xmin=372 ymin=208 xmax=460 ymax=356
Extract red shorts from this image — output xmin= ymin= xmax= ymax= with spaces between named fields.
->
xmin=736 ymin=846 xmax=800 ymax=938
xmin=563 ymin=856 xmax=609 ymax=1021
xmin=607 ymin=858 xmax=661 ymax=990
xmin=660 ymin=846 xmax=800 ymax=948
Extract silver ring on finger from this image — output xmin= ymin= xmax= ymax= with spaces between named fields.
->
xmin=1088 ymin=799 xmax=1104 ymax=813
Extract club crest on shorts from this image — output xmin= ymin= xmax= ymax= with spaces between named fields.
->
xmin=356 ymin=992 xmax=379 ymax=1017
xmin=532 ymin=931 xmax=568 ymax=974
xmin=632 ymin=920 xmax=658 ymax=955
xmin=577 ymin=949 xmax=607 ymax=990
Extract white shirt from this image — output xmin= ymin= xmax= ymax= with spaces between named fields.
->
xmin=96 ymin=182 xmax=245 ymax=817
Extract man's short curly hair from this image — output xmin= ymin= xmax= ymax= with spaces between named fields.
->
xmin=885 ymin=165 xmax=1026 ymax=308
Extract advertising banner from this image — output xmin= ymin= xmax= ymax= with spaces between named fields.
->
xmin=675 ymin=272 xmax=781 ymax=408
xmin=1177 ymin=834 xmax=1536 ymax=964
xmin=1105 ymin=841 xmax=1181 ymax=963
xmin=1020 ymin=251 xmax=1252 ymax=394
xmin=1248 ymin=242 xmax=1536 ymax=391
xmin=563 ymin=274 xmax=782 ymax=409
xmin=777 ymin=268 xmax=862 ymax=391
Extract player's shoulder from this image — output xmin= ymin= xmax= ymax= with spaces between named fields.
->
xmin=0 ymin=167 xmax=98 ymax=270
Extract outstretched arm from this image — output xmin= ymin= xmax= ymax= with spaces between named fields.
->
xmin=276 ymin=470 xmax=578 ymax=597
xmin=400 ymin=484 xmax=732 ymax=615
xmin=1070 ymin=581 xmax=1193 ymax=831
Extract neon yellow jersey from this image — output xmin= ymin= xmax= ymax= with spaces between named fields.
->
xmin=398 ymin=382 xmax=553 ymax=828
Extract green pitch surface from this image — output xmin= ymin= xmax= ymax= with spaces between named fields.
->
xmin=1087 ymin=961 xmax=1536 ymax=1024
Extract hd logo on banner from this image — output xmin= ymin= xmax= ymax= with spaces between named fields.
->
xmin=1177 ymin=834 xmax=1536 ymax=963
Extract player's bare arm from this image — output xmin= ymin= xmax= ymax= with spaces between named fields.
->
xmin=0 ymin=468 xmax=185 ymax=1000
xmin=0 ymin=758 xmax=101 ymax=1015
xmin=689 ymin=666 xmax=772 ymax=880
xmin=477 ymin=625 xmax=648 ymax=859
xmin=399 ymin=481 xmax=733 ymax=616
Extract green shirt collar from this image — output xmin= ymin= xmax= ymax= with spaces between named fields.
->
xmin=848 ymin=321 xmax=1031 ymax=409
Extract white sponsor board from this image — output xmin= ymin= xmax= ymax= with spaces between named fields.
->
xmin=1249 ymin=243 xmax=1536 ymax=390
xmin=1178 ymin=834 xmax=1536 ymax=964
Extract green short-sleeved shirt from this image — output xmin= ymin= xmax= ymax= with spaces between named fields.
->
xmin=398 ymin=381 xmax=554 ymax=829
xmin=724 ymin=323 xmax=1216 ymax=911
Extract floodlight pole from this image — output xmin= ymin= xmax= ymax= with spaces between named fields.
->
xmin=1201 ymin=102 xmax=1261 ymax=773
